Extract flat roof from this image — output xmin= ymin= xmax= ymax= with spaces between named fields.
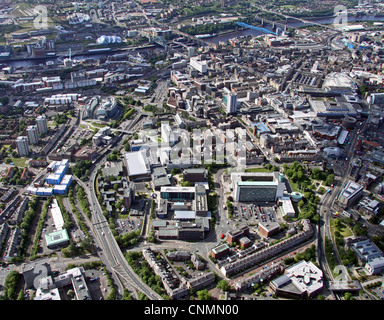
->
xmin=124 ymin=151 xmax=150 ymax=177
xmin=160 ymin=186 xmax=196 ymax=193
xmin=238 ymin=181 xmax=278 ymax=186
xmin=174 ymin=210 xmax=196 ymax=219
xmin=45 ymin=229 xmax=69 ymax=246
xmin=50 ymin=199 xmax=64 ymax=230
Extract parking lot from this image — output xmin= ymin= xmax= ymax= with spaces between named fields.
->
xmin=234 ymin=203 xmax=279 ymax=225
xmin=117 ymin=217 xmax=143 ymax=234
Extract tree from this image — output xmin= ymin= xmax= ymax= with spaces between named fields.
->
xmin=197 ymin=289 xmax=211 ymax=300
xmin=217 ymin=280 xmax=231 ymax=292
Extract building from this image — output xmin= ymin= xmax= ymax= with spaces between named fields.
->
xmin=160 ymin=186 xmax=195 ymax=201
xmin=270 ymin=260 xmax=323 ymax=299
xmin=27 ymin=125 xmax=39 ymax=145
xmin=123 ymin=150 xmax=151 ymax=179
xmin=365 ymin=257 xmax=384 ymax=275
xmin=16 ymin=136 xmax=29 ymax=156
xmin=189 ymin=57 xmax=208 ymax=74
xmin=152 ymin=167 xmax=171 ymax=191
xmin=45 ymin=229 xmax=70 ymax=249
xmin=279 ymin=197 xmax=296 ymax=218
xmin=221 ymin=220 xmax=313 ymax=276
xmin=231 ymin=172 xmax=285 ymax=203
xmin=183 ymin=168 xmax=207 ymax=182
xmin=161 ymin=122 xmax=178 ymax=146
xmin=350 ymin=239 xmax=383 ymax=264
xmin=223 ymin=87 xmax=237 ymax=114
xmin=259 ymin=221 xmax=280 ymax=237
xmin=227 ymin=225 xmax=249 ymax=244
xmin=211 ymin=243 xmax=230 ymax=259
xmin=36 ymin=115 xmax=48 ymax=135
xmin=338 ymin=180 xmax=364 ymax=208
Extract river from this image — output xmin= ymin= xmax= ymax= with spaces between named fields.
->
xmin=206 ymin=14 xmax=384 ymax=44
xmin=3 ymin=14 xmax=384 ymax=67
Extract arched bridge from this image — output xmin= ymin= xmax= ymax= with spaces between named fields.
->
xmin=236 ymin=22 xmax=277 ymax=35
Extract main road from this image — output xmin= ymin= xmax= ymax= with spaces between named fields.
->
xmin=76 ymin=112 xmax=163 ymax=300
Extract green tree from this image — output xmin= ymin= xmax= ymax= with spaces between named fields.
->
xmin=196 ymin=289 xmax=211 ymax=300
xmin=217 ymin=279 xmax=231 ymax=292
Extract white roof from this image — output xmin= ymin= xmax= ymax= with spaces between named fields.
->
xmin=174 ymin=210 xmax=196 ymax=219
xmin=50 ymin=199 xmax=64 ymax=230
xmin=124 ymin=151 xmax=150 ymax=177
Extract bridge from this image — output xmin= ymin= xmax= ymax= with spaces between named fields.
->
xmin=152 ymin=36 xmax=168 ymax=49
xmin=236 ymin=22 xmax=277 ymax=35
xmin=255 ymin=9 xmax=342 ymax=33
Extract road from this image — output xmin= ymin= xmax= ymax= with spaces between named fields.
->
xmin=317 ymin=114 xmax=370 ymax=289
xmin=84 ymin=146 xmax=163 ymax=300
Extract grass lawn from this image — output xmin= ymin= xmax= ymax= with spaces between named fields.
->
xmin=11 ymin=157 xmax=26 ymax=167
xmin=331 ymin=222 xmax=353 ymax=238
xmin=245 ymin=167 xmax=273 ymax=173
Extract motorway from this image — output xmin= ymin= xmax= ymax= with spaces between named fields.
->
xmin=75 ymin=109 xmax=164 ymax=300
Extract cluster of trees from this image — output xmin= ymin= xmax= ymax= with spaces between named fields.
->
xmin=283 ymin=162 xmax=320 ymax=223
xmin=180 ymin=20 xmax=241 ymax=36
xmin=324 ymin=236 xmax=338 ymax=271
xmin=16 ymin=197 xmax=40 ymax=263
xmin=125 ymin=251 xmax=168 ymax=299
xmin=54 ymin=113 xmax=68 ymax=126
xmin=75 ymin=184 xmax=91 ymax=219
xmin=1 ymin=165 xmax=29 ymax=186
xmin=68 ymin=186 xmax=90 ymax=237
xmin=106 ymin=148 xmax=120 ymax=162
xmin=30 ymin=198 xmax=51 ymax=259
xmin=310 ymin=168 xmax=335 ymax=186
xmin=284 ymin=244 xmax=317 ymax=265
xmin=115 ymin=230 xmax=140 ymax=248
xmin=71 ymin=159 xmax=92 ymax=180
xmin=110 ymin=97 xmax=138 ymax=128
xmin=0 ymin=271 xmax=22 ymax=300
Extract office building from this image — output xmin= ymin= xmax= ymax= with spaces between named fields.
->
xmin=16 ymin=136 xmax=29 ymax=156
xmin=338 ymin=180 xmax=364 ymax=208
xmin=270 ymin=260 xmax=323 ymax=299
xmin=231 ymin=172 xmax=285 ymax=202
xmin=27 ymin=125 xmax=39 ymax=145
xmin=189 ymin=57 xmax=207 ymax=74
xmin=160 ymin=186 xmax=195 ymax=201
xmin=223 ymin=87 xmax=237 ymax=114
xmin=227 ymin=225 xmax=249 ymax=244
xmin=36 ymin=115 xmax=48 ymax=134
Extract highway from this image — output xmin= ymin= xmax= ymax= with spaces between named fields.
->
xmin=73 ymin=108 xmax=164 ymax=300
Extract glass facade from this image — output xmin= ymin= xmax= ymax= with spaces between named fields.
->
xmin=238 ymin=186 xmax=277 ymax=202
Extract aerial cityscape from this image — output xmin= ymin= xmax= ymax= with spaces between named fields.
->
xmin=1 ymin=0 xmax=384 ymax=308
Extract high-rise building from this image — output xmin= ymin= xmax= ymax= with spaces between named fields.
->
xmin=26 ymin=125 xmax=39 ymax=145
xmin=223 ymin=87 xmax=237 ymax=114
xmin=16 ymin=136 xmax=29 ymax=157
xmin=36 ymin=115 xmax=48 ymax=135
xmin=231 ymin=172 xmax=285 ymax=202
